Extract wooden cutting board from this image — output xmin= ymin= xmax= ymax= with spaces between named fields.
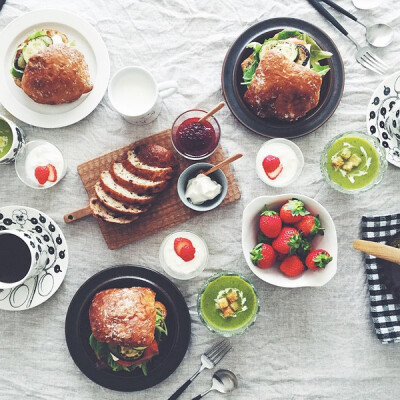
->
xmin=77 ymin=129 xmax=241 ymax=249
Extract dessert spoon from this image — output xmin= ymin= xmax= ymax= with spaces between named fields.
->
xmin=192 ymin=369 xmax=238 ymax=400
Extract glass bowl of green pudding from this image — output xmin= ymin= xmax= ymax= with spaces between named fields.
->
xmin=320 ymin=132 xmax=387 ymax=194
xmin=197 ymin=272 xmax=260 ymax=337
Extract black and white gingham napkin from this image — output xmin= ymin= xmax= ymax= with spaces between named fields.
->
xmin=362 ymin=214 xmax=400 ymax=344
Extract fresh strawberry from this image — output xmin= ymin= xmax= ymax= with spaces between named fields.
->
xmin=262 ymin=155 xmax=280 ymax=173
xmin=259 ymin=210 xmax=282 ymax=238
xmin=250 ymin=243 xmax=276 ymax=269
xmin=305 ymin=249 xmax=332 ymax=270
xmin=47 ymin=164 xmax=58 ymax=182
xmin=295 ymin=215 xmax=323 ymax=237
xmin=263 ymin=155 xmax=283 ymax=180
xmin=174 ymin=238 xmax=196 ymax=262
xmin=279 ymin=199 xmax=309 ymax=224
xmin=34 ymin=165 xmax=50 ymax=185
xmin=272 ymin=227 xmax=302 ymax=255
xmin=266 ymin=163 xmax=283 ymax=180
xmin=279 ymin=255 xmax=305 ymax=277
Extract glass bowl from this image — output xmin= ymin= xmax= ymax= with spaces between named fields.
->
xmin=320 ymin=131 xmax=387 ymax=194
xmin=197 ymin=271 xmax=260 ymax=337
xmin=171 ymin=109 xmax=221 ymax=160
xmin=159 ymin=231 xmax=209 ymax=280
xmin=15 ymin=140 xmax=67 ymax=189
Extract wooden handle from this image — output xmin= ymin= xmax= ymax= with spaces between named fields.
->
xmin=204 ymin=153 xmax=243 ymax=176
xmin=353 ymin=239 xmax=400 ymax=264
xmin=198 ymin=101 xmax=225 ymax=123
xmin=64 ymin=206 xmax=92 ymax=224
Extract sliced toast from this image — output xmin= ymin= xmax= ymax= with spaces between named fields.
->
xmin=110 ymin=163 xmax=168 ymax=195
xmin=99 ymin=170 xmax=154 ymax=205
xmin=123 ymin=150 xmax=174 ymax=181
xmin=94 ymin=181 xmax=149 ymax=216
xmin=89 ymin=198 xmax=138 ymax=224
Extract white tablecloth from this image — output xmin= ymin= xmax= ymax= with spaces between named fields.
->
xmin=1 ymin=1 xmax=400 ymax=399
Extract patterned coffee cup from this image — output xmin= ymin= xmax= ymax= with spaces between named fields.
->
xmin=0 ymin=229 xmax=48 ymax=290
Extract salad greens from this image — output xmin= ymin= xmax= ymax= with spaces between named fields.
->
xmin=89 ymin=309 xmax=167 ymax=376
xmin=242 ymin=29 xmax=332 ymax=88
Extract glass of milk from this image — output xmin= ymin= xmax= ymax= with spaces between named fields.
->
xmin=108 ymin=66 xmax=177 ymax=125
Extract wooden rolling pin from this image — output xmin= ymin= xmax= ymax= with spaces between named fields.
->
xmin=353 ymin=239 xmax=400 ymax=264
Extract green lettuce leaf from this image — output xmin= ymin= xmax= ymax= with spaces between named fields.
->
xmin=241 ymin=29 xmax=332 ymax=85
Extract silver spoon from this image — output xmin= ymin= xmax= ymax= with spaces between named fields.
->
xmin=323 ymin=0 xmax=393 ymax=47
xmin=192 ymin=370 xmax=238 ymax=400
xmin=363 ymin=22 xmax=393 ymax=48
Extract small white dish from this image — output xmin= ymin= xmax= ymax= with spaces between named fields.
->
xmin=255 ymin=138 xmax=304 ymax=187
xmin=15 ymin=140 xmax=67 ymax=189
xmin=159 ymin=231 xmax=208 ymax=280
xmin=242 ymin=194 xmax=337 ymax=288
xmin=0 ymin=9 xmax=110 ymax=128
xmin=0 ymin=205 xmax=68 ymax=310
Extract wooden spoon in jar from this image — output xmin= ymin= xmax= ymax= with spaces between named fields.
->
xmin=353 ymin=239 xmax=400 ymax=264
xmin=202 ymin=153 xmax=242 ymax=176
xmin=198 ymin=101 xmax=225 ymax=123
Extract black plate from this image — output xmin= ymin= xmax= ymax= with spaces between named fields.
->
xmin=65 ymin=265 xmax=191 ymax=391
xmin=222 ymin=17 xmax=345 ymax=139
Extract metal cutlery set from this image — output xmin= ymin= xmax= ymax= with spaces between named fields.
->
xmin=307 ymin=0 xmax=392 ymax=75
xmin=168 ymin=339 xmax=236 ymax=400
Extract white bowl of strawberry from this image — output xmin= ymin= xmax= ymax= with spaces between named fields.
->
xmin=242 ymin=195 xmax=337 ymax=288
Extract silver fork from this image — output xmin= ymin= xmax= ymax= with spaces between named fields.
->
xmin=167 ymin=339 xmax=232 ymax=400
xmin=307 ymin=0 xmax=389 ymax=75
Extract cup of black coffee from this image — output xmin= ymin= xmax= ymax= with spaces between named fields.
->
xmin=0 ymin=229 xmax=47 ymax=290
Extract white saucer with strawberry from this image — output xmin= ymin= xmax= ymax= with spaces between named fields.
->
xmin=24 ymin=141 xmax=65 ymax=188
xmin=159 ymin=231 xmax=209 ymax=280
xmin=242 ymin=194 xmax=337 ymax=288
xmin=256 ymin=138 xmax=304 ymax=188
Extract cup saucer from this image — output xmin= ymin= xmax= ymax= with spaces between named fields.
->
xmin=0 ymin=206 xmax=68 ymax=311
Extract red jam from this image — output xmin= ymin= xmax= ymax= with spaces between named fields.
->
xmin=173 ymin=118 xmax=219 ymax=158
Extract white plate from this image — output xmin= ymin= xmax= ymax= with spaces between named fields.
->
xmin=242 ymin=194 xmax=337 ymax=288
xmin=366 ymin=71 xmax=400 ymax=167
xmin=0 ymin=9 xmax=110 ymax=128
xmin=0 ymin=206 xmax=68 ymax=310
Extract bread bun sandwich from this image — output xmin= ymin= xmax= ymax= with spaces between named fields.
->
xmin=11 ymin=29 xmax=93 ymax=104
xmin=241 ymin=29 xmax=332 ymax=121
xmin=89 ymin=287 xmax=167 ymax=375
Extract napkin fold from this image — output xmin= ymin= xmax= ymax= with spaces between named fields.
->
xmin=362 ymin=214 xmax=400 ymax=344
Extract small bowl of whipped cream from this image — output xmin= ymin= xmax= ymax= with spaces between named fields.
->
xmin=177 ymin=162 xmax=228 ymax=211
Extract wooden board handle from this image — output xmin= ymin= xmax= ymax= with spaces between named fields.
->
xmin=64 ymin=206 xmax=91 ymax=224
xmin=353 ymin=239 xmax=400 ymax=264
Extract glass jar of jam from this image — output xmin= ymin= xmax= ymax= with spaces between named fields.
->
xmin=171 ymin=109 xmax=221 ymax=160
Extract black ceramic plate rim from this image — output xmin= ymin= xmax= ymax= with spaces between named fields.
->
xmin=65 ymin=265 xmax=191 ymax=392
xmin=221 ymin=17 xmax=345 ymax=139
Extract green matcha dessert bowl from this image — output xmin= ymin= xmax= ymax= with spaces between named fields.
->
xmin=320 ymin=131 xmax=387 ymax=194
xmin=197 ymin=272 xmax=260 ymax=337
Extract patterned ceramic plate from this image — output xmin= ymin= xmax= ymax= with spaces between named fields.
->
xmin=366 ymin=71 xmax=400 ymax=167
xmin=0 ymin=206 xmax=68 ymax=311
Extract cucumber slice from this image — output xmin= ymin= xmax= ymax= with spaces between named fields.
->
xmin=260 ymin=40 xmax=298 ymax=62
xmin=22 ymin=38 xmax=48 ymax=63
xmin=37 ymin=35 xmax=53 ymax=46
xmin=10 ymin=67 xmax=23 ymax=79
xmin=27 ymin=30 xmax=47 ymax=41
xmin=16 ymin=54 xmax=26 ymax=70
